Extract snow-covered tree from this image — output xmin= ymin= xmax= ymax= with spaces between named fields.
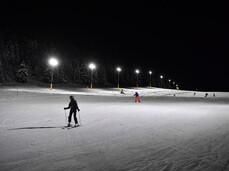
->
xmin=16 ymin=62 xmax=28 ymax=83
xmin=1 ymin=40 xmax=20 ymax=81
xmin=79 ymin=63 xmax=90 ymax=85
xmin=3 ymin=40 xmax=20 ymax=65
xmin=43 ymin=69 xmax=52 ymax=83
xmin=97 ymin=67 xmax=107 ymax=86
xmin=0 ymin=60 xmax=3 ymax=82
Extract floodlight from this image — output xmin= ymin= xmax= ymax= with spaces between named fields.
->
xmin=49 ymin=58 xmax=58 ymax=67
xmin=117 ymin=67 xmax=121 ymax=72
xmin=89 ymin=63 xmax=96 ymax=70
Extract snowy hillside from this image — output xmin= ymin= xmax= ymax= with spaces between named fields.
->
xmin=0 ymin=86 xmax=229 ymax=171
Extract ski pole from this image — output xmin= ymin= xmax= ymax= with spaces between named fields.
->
xmin=78 ymin=111 xmax=82 ymax=125
xmin=64 ymin=110 xmax=68 ymax=125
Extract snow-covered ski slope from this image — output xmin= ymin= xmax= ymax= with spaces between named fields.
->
xmin=0 ymin=86 xmax=229 ymax=171
xmin=5 ymin=86 xmax=229 ymax=98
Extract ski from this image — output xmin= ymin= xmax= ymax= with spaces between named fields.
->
xmin=62 ymin=124 xmax=81 ymax=129
xmin=62 ymin=126 xmax=70 ymax=129
xmin=67 ymin=125 xmax=81 ymax=129
xmin=61 ymin=124 xmax=72 ymax=129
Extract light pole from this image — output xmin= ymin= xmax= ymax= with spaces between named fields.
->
xmin=89 ymin=63 xmax=96 ymax=89
xmin=176 ymin=84 xmax=179 ymax=90
xmin=160 ymin=75 xmax=163 ymax=88
xmin=136 ymin=69 xmax=140 ymax=88
xmin=149 ymin=71 xmax=152 ymax=87
xmin=116 ymin=67 xmax=121 ymax=88
xmin=49 ymin=58 xmax=58 ymax=90
xmin=168 ymin=79 xmax=171 ymax=88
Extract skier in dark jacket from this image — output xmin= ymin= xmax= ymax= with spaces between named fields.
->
xmin=64 ymin=96 xmax=80 ymax=127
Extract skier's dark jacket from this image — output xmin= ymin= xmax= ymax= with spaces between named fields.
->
xmin=134 ymin=92 xmax=139 ymax=97
xmin=65 ymin=99 xmax=79 ymax=112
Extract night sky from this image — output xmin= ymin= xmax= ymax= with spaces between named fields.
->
xmin=1 ymin=1 xmax=229 ymax=91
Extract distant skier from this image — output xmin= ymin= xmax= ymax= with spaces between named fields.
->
xmin=205 ymin=93 xmax=208 ymax=97
xmin=194 ymin=93 xmax=196 ymax=96
xmin=213 ymin=93 xmax=216 ymax=97
xmin=134 ymin=92 xmax=140 ymax=102
xmin=120 ymin=89 xmax=125 ymax=94
xmin=64 ymin=96 xmax=80 ymax=127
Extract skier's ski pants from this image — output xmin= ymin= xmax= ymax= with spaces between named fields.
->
xmin=68 ymin=110 xmax=78 ymax=124
xmin=135 ymin=97 xmax=140 ymax=102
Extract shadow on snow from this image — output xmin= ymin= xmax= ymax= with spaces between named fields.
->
xmin=9 ymin=126 xmax=64 ymax=130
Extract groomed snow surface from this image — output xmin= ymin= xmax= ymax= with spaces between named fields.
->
xmin=0 ymin=86 xmax=229 ymax=171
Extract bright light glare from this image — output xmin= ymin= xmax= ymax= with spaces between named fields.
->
xmin=49 ymin=58 xmax=58 ymax=67
xmin=89 ymin=63 xmax=96 ymax=69
xmin=117 ymin=67 xmax=121 ymax=72
xmin=149 ymin=71 xmax=152 ymax=74
xmin=160 ymin=75 xmax=163 ymax=79
xmin=135 ymin=69 xmax=139 ymax=74
xmin=169 ymin=79 xmax=171 ymax=82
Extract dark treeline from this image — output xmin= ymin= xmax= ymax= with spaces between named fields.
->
xmin=0 ymin=29 xmax=174 ymax=88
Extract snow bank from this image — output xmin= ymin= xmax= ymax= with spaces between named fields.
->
xmin=5 ymin=86 xmax=229 ymax=98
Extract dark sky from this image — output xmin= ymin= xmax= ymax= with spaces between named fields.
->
xmin=1 ymin=1 xmax=229 ymax=91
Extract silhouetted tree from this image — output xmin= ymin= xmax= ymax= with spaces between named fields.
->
xmin=2 ymin=40 xmax=20 ymax=80
xmin=16 ymin=61 xmax=28 ymax=83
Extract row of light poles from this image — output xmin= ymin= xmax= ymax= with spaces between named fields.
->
xmin=48 ymin=58 xmax=179 ymax=90
xmin=117 ymin=68 xmax=178 ymax=89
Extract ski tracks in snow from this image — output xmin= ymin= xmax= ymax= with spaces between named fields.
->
xmin=143 ymin=127 xmax=229 ymax=171
xmin=0 ymin=119 xmax=10 ymax=135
